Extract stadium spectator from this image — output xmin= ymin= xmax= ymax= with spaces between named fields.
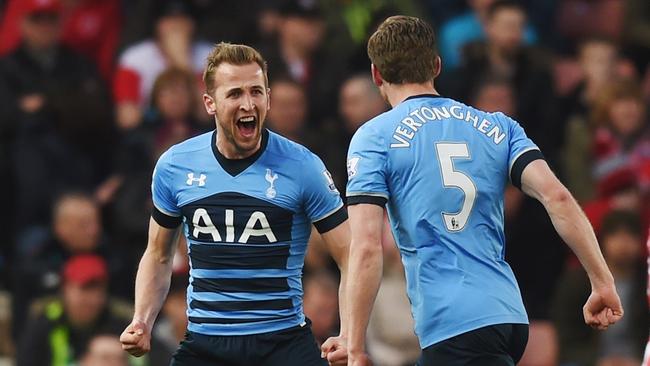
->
xmin=316 ymin=74 xmax=388 ymax=192
xmin=265 ymin=77 xmax=311 ymax=144
xmin=556 ymin=0 xmax=625 ymax=52
xmin=561 ymin=37 xmax=623 ymax=202
xmin=108 ymin=68 xmax=209 ymax=258
xmin=259 ymin=0 xmax=344 ymax=124
xmin=0 ymin=0 xmax=113 ymax=233
xmin=113 ymin=0 xmax=211 ymax=130
xmin=0 ymin=0 xmax=121 ymax=80
xmin=79 ymin=334 xmax=129 ymax=366
xmin=553 ymin=210 xmax=649 ymax=366
xmin=442 ymin=0 xmax=557 ymax=156
xmin=438 ymin=0 xmax=537 ymax=69
xmin=591 ymin=78 xmax=650 ymax=195
xmin=11 ymin=193 xmax=127 ymax=340
xmin=15 ymin=255 xmax=171 ymax=365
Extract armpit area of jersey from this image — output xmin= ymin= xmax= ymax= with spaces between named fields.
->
xmin=313 ymin=206 xmax=348 ymax=233
xmin=346 ymin=195 xmax=388 ymax=207
xmin=152 ymin=206 xmax=182 ymax=228
xmin=510 ymin=149 xmax=545 ymax=190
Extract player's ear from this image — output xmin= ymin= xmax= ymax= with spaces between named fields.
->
xmin=434 ymin=56 xmax=442 ymax=78
xmin=266 ymin=87 xmax=271 ymax=111
xmin=203 ymin=93 xmax=216 ymax=115
xmin=371 ymin=64 xmax=383 ymax=87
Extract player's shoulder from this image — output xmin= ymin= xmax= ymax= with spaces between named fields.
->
xmin=118 ymin=40 xmax=160 ymax=68
xmin=451 ymin=98 xmax=514 ymax=127
xmin=351 ymin=109 xmax=393 ymax=142
xmin=265 ymin=130 xmax=317 ymax=162
xmin=158 ymin=131 xmax=213 ymax=165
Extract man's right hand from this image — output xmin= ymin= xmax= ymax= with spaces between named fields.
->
xmin=583 ymin=283 xmax=624 ymax=330
xmin=120 ymin=319 xmax=151 ymax=357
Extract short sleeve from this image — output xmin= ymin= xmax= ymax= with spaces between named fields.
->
xmin=301 ymin=152 xmax=346 ymax=233
xmin=151 ymin=149 xmax=182 ymax=227
xmin=503 ymin=113 xmax=545 ymax=189
xmin=346 ymin=125 xmax=389 ymax=206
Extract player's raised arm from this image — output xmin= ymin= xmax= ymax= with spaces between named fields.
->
xmin=120 ymin=217 xmax=179 ymax=357
xmin=520 ymin=159 xmax=623 ymax=330
xmin=319 ymin=219 xmax=351 ymax=365
xmin=346 ymin=203 xmax=384 ymax=366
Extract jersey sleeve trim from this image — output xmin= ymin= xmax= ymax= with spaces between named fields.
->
xmin=510 ymin=149 xmax=545 ymax=190
xmin=346 ymin=195 xmax=388 ymax=207
xmin=313 ymin=205 xmax=348 ymax=234
xmin=152 ymin=206 xmax=182 ymax=228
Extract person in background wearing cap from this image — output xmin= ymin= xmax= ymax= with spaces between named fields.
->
xmin=113 ymin=0 xmax=212 ymax=130
xmin=15 ymin=254 xmax=170 ymax=366
xmin=0 ymin=0 xmax=122 ymax=81
xmin=0 ymin=0 xmax=114 ymax=245
xmin=256 ymin=0 xmax=344 ymax=126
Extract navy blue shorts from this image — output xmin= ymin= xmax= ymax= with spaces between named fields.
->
xmin=417 ymin=323 xmax=529 ymax=366
xmin=170 ymin=321 xmax=326 ymax=366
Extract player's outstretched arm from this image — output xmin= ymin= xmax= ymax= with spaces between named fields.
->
xmin=320 ymin=219 xmax=352 ymax=365
xmin=346 ymin=203 xmax=384 ymax=366
xmin=520 ymin=159 xmax=623 ymax=330
xmin=120 ymin=217 xmax=179 ymax=356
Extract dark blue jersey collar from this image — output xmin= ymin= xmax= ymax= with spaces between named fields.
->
xmin=403 ymin=93 xmax=442 ymax=102
xmin=211 ymin=128 xmax=269 ymax=176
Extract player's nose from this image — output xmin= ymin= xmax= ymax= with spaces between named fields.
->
xmin=240 ymin=93 xmax=254 ymax=111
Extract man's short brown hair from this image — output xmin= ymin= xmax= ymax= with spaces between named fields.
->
xmin=367 ymin=15 xmax=438 ymax=85
xmin=203 ymin=42 xmax=268 ymax=93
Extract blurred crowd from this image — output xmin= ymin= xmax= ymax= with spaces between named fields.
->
xmin=0 ymin=0 xmax=648 ymax=365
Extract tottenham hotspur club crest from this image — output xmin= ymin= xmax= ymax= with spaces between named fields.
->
xmin=265 ymin=169 xmax=278 ymax=198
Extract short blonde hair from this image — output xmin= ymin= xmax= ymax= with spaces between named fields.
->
xmin=202 ymin=42 xmax=268 ymax=94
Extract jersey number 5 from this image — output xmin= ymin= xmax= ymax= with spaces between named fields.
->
xmin=435 ymin=142 xmax=477 ymax=232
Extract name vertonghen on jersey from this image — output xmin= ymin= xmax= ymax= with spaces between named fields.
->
xmin=391 ymin=104 xmax=507 ymax=148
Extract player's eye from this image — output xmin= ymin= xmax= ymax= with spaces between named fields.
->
xmin=228 ymin=90 xmax=241 ymax=98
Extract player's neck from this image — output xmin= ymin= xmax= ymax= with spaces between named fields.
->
xmin=215 ymin=134 xmax=261 ymax=160
xmin=384 ymin=82 xmax=439 ymax=108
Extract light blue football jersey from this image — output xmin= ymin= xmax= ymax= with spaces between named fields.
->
xmin=347 ymin=94 xmax=543 ymax=348
xmin=152 ymin=129 xmax=346 ymax=336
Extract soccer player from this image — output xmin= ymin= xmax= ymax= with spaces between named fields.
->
xmin=342 ymin=16 xmax=623 ymax=366
xmin=119 ymin=43 xmax=349 ymax=366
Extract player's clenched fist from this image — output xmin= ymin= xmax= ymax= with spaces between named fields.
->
xmin=120 ymin=319 xmax=151 ymax=357
xmin=583 ymin=283 xmax=624 ymax=330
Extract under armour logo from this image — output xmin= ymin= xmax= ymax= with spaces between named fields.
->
xmin=187 ymin=173 xmax=206 ymax=186
xmin=265 ymin=169 xmax=278 ymax=198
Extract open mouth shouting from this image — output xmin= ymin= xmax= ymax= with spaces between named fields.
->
xmin=236 ymin=115 xmax=258 ymax=138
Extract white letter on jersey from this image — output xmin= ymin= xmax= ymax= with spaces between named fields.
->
xmin=238 ymin=211 xmax=277 ymax=243
xmin=225 ymin=209 xmax=235 ymax=242
xmin=192 ymin=208 xmax=222 ymax=241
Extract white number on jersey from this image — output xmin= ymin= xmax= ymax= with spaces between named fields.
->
xmin=435 ymin=142 xmax=477 ymax=232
